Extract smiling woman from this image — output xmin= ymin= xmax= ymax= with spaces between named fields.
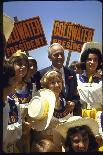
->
xmin=76 ymin=42 xmax=103 ymax=151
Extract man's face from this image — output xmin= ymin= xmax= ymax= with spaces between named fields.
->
xmin=49 ymin=45 xmax=65 ymax=69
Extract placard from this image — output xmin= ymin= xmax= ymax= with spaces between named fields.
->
xmin=6 ymin=16 xmax=47 ymax=58
xmin=51 ymin=20 xmax=95 ymax=52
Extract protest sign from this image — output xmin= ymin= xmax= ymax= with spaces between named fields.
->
xmin=5 ymin=16 xmax=47 ymax=58
xmin=51 ymin=20 xmax=95 ymax=52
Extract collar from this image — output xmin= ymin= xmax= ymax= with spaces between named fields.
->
xmin=52 ymin=65 xmax=64 ymax=72
xmin=79 ymin=71 xmax=102 ymax=83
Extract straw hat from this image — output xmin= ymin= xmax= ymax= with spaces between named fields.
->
xmin=54 ymin=116 xmax=99 ymax=139
xmin=80 ymin=42 xmax=102 ymax=61
xmin=3 ymin=14 xmax=14 ymax=41
xmin=27 ymin=88 xmax=56 ymax=131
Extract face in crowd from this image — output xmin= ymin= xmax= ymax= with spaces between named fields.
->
xmin=28 ymin=59 xmax=37 ymax=78
xmin=65 ymin=125 xmax=98 ymax=152
xmin=86 ymin=53 xmax=99 ymax=74
xmin=9 ymin=52 xmax=29 ymax=82
xmin=41 ymin=70 xmax=63 ymax=97
xmin=70 ymin=132 xmax=89 ymax=152
xmin=47 ymin=73 xmax=63 ymax=97
xmin=80 ymin=48 xmax=102 ymax=75
xmin=48 ymin=43 xmax=65 ymax=69
xmin=14 ymin=59 xmax=28 ymax=79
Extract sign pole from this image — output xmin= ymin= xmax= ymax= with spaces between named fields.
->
xmin=66 ymin=50 xmax=72 ymax=67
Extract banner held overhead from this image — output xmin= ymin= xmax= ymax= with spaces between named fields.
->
xmin=51 ymin=20 xmax=95 ymax=52
xmin=6 ymin=16 xmax=47 ymax=58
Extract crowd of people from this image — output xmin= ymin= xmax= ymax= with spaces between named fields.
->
xmin=2 ymin=14 xmax=103 ymax=152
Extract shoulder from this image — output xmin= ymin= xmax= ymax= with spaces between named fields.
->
xmin=64 ymin=66 xmax=76 ymax=75
xmin=39 ymin=66 xmax=51 ymax=76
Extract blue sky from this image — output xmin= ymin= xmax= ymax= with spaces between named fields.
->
xmin=3 ymin=1 xmax=102 ymax=70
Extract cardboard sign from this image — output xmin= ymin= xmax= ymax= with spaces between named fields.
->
xmin=51 ymin=20 xmax=95 ymax=52
xmin=6 ymin=16 xmax=47 ymax=58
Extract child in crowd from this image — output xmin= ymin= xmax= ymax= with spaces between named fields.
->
xmin=31 ymin=139 xmax=61 ymax=152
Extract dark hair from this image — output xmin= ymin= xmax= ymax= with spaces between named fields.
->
xmin=69 ymin=61 xmax=85 ymax=71
xmin=80 ymin=48 xmax=102 ymax=70
xmin=65 ymin=125 xmax=99 ymax=152
xmin=9 ymin=52 xmax=29 ymax=80
xmin=3 ymin=62 xmax=15 ymax=88
xmin=29 ymin=59 xmax=37 ymax=69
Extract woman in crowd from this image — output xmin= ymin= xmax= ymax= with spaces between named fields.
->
xmin=76 ymin=42 xmax=103 ymax=151
xmin=54 ymin=116 xmax=100 ymax=152
xmin=29 ymin=69 xmax=73 ymax=151
xmin=7 ymin=50 xmax=32 ymax=152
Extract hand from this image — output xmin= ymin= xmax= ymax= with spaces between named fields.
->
xmin=67 ymin=101 xmax=75 ymax=113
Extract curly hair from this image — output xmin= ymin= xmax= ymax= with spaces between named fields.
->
xmin=80 ymin=48 xmax=102 ymax=70
xmin=40 ymin=69 xmax=63 ymax=88
xmin=64 ymin=125 xmax=99 ymax=152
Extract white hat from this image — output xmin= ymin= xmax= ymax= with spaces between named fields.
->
xmin=27 ymin=88 xmax=56 ymax=131
xmin=80 ymin=42 xmax=102 ymax=61
xmin=54 ymin=116 xmax=99 ymax=139
xmin=3 ymin=14 xmax=14 ymax=41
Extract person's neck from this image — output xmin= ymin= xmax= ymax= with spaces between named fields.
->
xmin=16 ymin=81 xmax=25 ymax=90
xmin=87 ymin=71 xmax=95 ymax=78
xmin=52 ymin=65 xmax=63 ymax=70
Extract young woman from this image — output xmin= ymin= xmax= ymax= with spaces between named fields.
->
xmin=6 ymin=51 xmax=32 ymax=153
xmin=77 ymin=42 xmax=103 ymax=151
xmin=54 ymin=116 xmax=100 ymax=152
